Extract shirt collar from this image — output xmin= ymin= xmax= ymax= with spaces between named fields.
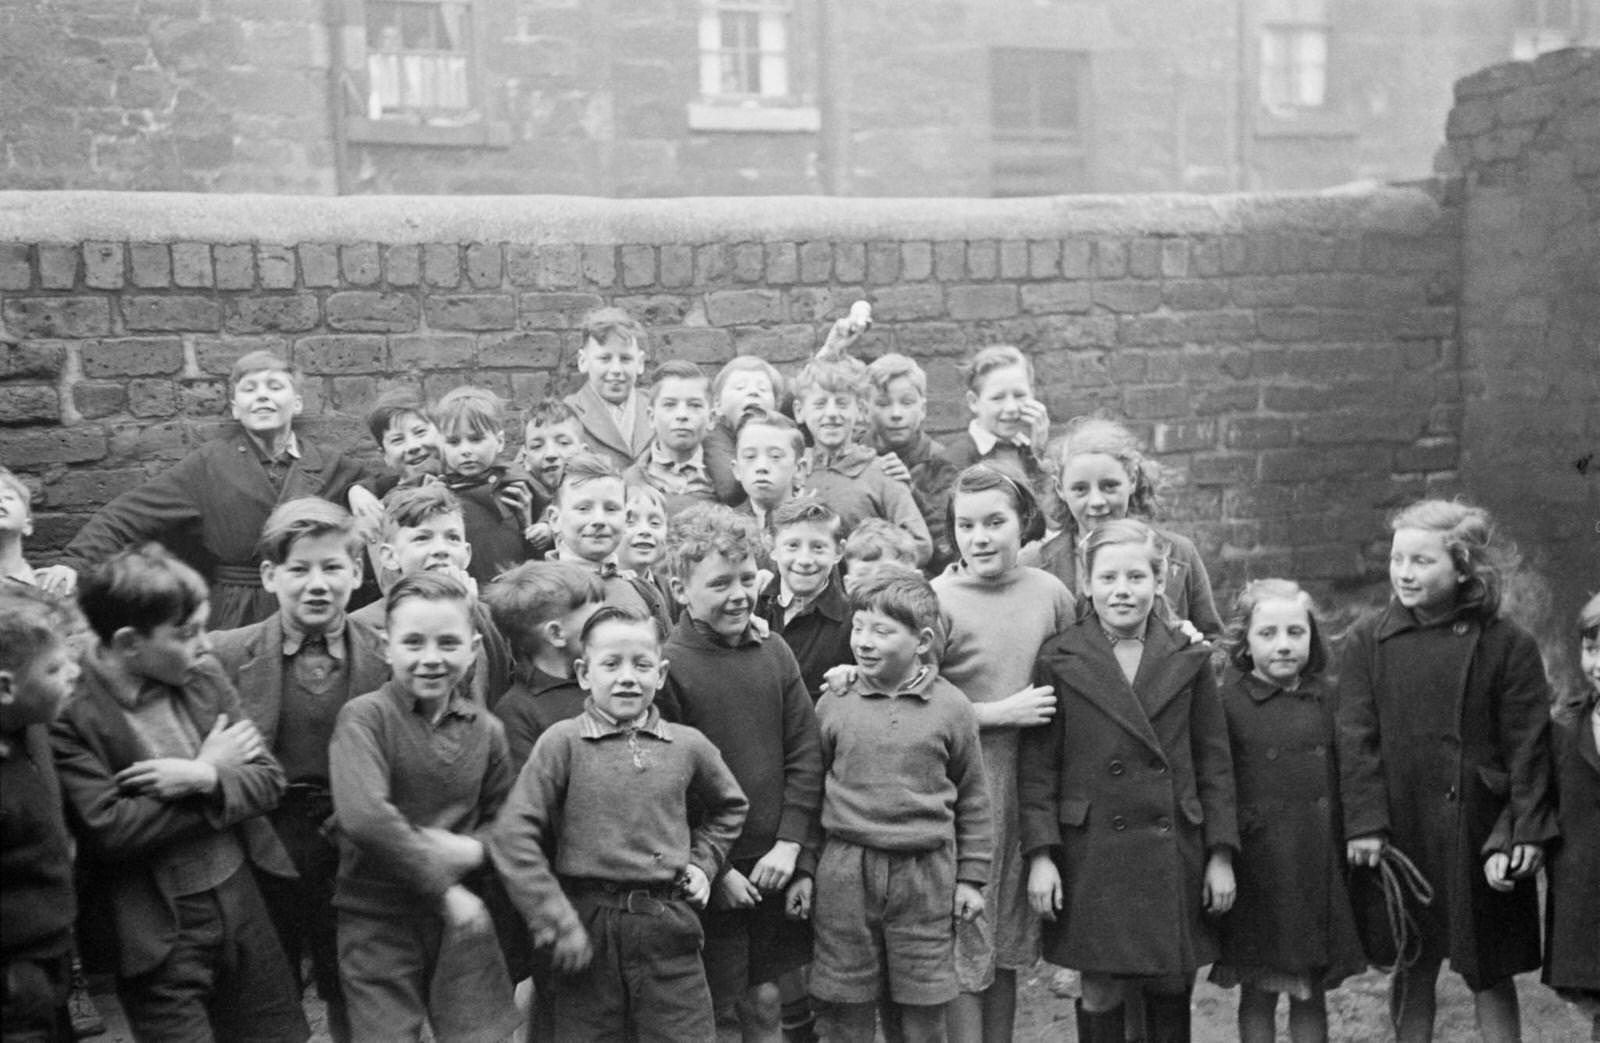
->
xmin=687 ymin=615 xmax=762 ymax=648
xmin=577 ymin=701 xmax=672 ymax=741
xmin=778 ymin=571 xmax=847 ymax=621
xmin=851 ymin=664 xmax=937 ymax=701
xmin=526 ymin=664 xmax=579 ymax=697
xmin=391 ymin=680 xmax=477 ymax=721
xmin=649 ymin=442 xmax=706 ymax=473
xmin=281 ymin=616 xmax=347 ymax=660
xmin=244 ymin=429 xmax=301 ymax=464
xmin=967 ymin=421 xmax=1029 ymax=457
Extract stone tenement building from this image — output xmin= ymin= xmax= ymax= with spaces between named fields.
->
xmin=2 ymin=0 xmax=1597 ymax=196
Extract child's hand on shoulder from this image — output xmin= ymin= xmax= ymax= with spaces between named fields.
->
xmin=678 ymin=864 xmax=711 ymax=907
xmin=877 ymin=453 xmax=912 ymax=485
xmin=784 ymin=876 xmax=812 ymax=921
xmin=1202 ymin=849 xmax=1236 ymax=914
xmin=1026 ymin=854 xmax=1062 ymax=920
xmin=1176 ymin=619 xmax=1206 ymax=646
xmin=524 ymin=521 xmax=555 ymax=554
xmin=749 ymin=840 xmax=800 ymax=891
xmin=819 ymin=664 xmax=857 ymax=697
xmin=30 ymin=564 xmax=78 ymax=596
xmin=440 ymin=883 xmax=491 ymax=935
xmin=953 ymin=882 xmax=985 ymax=923
xmin=711 ymin=867 xmax=761 ymax=910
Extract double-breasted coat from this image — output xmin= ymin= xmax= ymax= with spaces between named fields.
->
xmin=1336 ymin=603 xmax=1557 ymax=990
xmin=1215 ymin=670 xmax=1365 ymax=982
xmin=1019 ymin=612 xmax=1239 ymax=977
xmin=1543 ymin=696 xmax=1600 ymax=998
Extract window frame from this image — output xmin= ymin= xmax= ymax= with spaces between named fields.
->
xmin=688 ymin=0 xmax=820 ymax=133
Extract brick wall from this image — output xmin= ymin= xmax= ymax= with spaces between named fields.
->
xmin=1 ymin=188 xmax=1464 ymax=615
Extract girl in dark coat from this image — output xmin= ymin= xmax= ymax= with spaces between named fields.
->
xmin=1338 ymin=499 xmax=1557 ymax=1043
xmin=1210 ymin=579 xmax=1365 ymax=1043
xmin=1021 ymin=519 xmax=1238 ymax=1043
xmin=1544 ymin=592 xmax=1600 ymax=1041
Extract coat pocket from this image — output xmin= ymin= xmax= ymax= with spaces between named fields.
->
xmin=1059 ymin=797 xmax=1091 ymax=828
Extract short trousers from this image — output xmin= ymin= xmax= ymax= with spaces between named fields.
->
xmin=701 ymin=863 xmax=814 ymax=1011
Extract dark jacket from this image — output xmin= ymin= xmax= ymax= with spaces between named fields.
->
xmin=873 ymin=431 xmax=957 ymax=574
xmin=1020 ymin=611 xmax=1238 ymax=976
xmin=1543 ymin=696 xmax=1600 ymax=994
xmin=1336 ymin=603 xmax=1557 ymax=989
xmin=1025 ymin=526 xmax=1222 ymax=643
xmin=938 ymin=430 xmax=1050 ymax=501
xmin=51 ymin=657 xmax=291 ymax=976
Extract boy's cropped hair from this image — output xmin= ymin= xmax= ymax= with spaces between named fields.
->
xmin=767 ymin=497 xmax=843 ymax=541
xmin=649 ymin=359 xmax=709 ymax=397
xmin=843 ymin=517 xmax=918 ymax=566
xmin=229 ymin=349 xmax=300 ymax=390
xmin=0 ymin=464 xmax=32 ymax=508
xmin=431 ymin=385 xmax=505 ymax=435
xmin=255 ymin=496 xmax=362 ymax=565
xmin=581 ymin=306 xmax=646 ymax=348
xmin=482 ymin=561 xmax=605 ymax=663
xmin=865 ymin=352 xmax=927 ymax=396
xmin=578 ymin=603 xmax=656 ymax=650
xmin=793 ymin=354 xmax=869 ymax=398
xmin=525 ymin=396 xmax=579 ymax=428
xmin=667 ymin=503 xmax=762 ymax=582
xmin=0 ymin=583 xmax=68 ymax=671
xmin=734 ymin=408 xmax=806 ymax=457
xmin=559 ymin=450 xmax=624 ymax=490
xmin=364 ymin=387 xmax=430 ymax=444
xmin=78 ymin=543 xmax=209 ymax=645
xmin=384 ymin=569 xmax=471 ymax=619
xmin=381 ymin=482 xmax=464 ymax=535
xmin=712 ymin=355 xmax=785 ymax=405
xmin=848 ymin=569 xmax=940 ymax=637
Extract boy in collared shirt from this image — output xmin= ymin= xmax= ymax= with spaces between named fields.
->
xmin=866 ymin=353 xmax=958 ymax=574
xmin=758 ymin=499 xmax=853 ymax=704
xmin=731 ymin=409 xmax=809 ymax=532
xmin=656 ymin=504 xmax=822 ymax=1042
xmin=624 ymin=359 xmax=718 ymax=517
xmin=52 ymin=544 xmax=307 ymax=1042
xmin=564 ymin=308 xmax=653 ymax=470
xmin=547 ymin=454 xmax=671 ymax=633
xmin=210 ymin=498 xmax=389 ymax=1043
xmin=489 ymin=606 xmax=748 ymax=1041
xmin=810 ymin=570 xmax=991 ymax=1042
xmin=330 ymin=572 xmax=520 ymax=1043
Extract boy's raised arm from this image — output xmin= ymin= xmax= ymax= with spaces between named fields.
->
xmin=57 ymin=455 xmax=205 ymax=573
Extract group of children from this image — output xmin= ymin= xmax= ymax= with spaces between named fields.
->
xmin=1 ymin=301 xmax=1596 ymax=1043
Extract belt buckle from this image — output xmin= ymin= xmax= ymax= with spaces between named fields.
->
xmin=624 ymin=888 xmax=662 ymax=914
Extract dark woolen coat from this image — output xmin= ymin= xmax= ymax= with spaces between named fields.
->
xmin=1543 ymin=696 xmax=1600 ymax=996
xmin=1019 ymin=612 xmax=1238 ymax=977
xmin=1336 ymin=603 xmax=1557 ymax=990
xmin=1216 ymin=670 xmax=1365 ymax=982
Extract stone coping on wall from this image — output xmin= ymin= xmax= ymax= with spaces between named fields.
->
xmin=0 ymin=186 xmax=1447 ymax=246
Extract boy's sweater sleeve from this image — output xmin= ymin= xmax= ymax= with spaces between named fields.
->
xmin=1189 ymin=661 xmax=1239 ymax=854
xmin=1335 ymin=619 xmax=1390 ymax=841
xmin=472 ymin=719 xmax=515 ymax=847
xmin=487 ymin=732 xmax=580 ymax=937
xmin=1497 ymin=624 xmax=1558 ymax=847
xmin=329 ymin=699 xmax=457 ymax=898
xmin=875 ymin=466 xmax=933 ymax=567
xmin=685 ymin=734 xmax=750 ymax=883
xmin=775 ymin=650 xmax=823 ymax=871
xmin=1017 ymin=659 xmax=1065 ymax=857
xmin=948 ymin=697 xmax=993 ymax=885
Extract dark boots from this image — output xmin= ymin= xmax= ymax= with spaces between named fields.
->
xmin=1143 ymin=989 xmax=1192 ymax=1043
xmin=1074 ymin=1000 xmax=1125 ymax=1043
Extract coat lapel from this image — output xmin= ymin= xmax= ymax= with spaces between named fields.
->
xmin=346 ymin=618 xmax=392 ymax=695
xmin=281 ymin=437 xmax=330 ymax=504
xmin=1054 ymin=620 xmax=1165 ymax=758
xmin=1577 ymin=699 xmax=1600 ymax=777
xmin=1134 ymin=621 xmax=1202 ymax=719
xmin=234 ymin=618 xmax=286 ymax=745
xmin=570 ymin=384 xmax=631 ymax=460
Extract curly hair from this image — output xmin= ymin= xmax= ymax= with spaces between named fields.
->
xmin=666 ymin=503 xmax=762 ymax=582
xmin=1220 ymin=578 xmax=1330 ymax=680
xmin=1389 ymin=498 xmax=1518 ymax=620
xmin=1043 ymin=415 xmax=1162 ymax=535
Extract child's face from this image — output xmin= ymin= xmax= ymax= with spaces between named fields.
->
xmin=734 ymin=425 xmax=803 ymax=508
xmin=1582 ymin=627 xmax=1600 ymax=696
xmin=619 ymin=494 xmax=668 ymax=573
xmin=851 ymin=608 xmax=929 ymax=690
xmin=127 ymin=603 xmax=212 ymax=687
xmin=553 ymin=477 xmax=626 ymax=563
xmin=650 ymin=377 xmax=712 ymax=456
xmin=439 ymin=423 xmax=504 ymax=479
xmin=952 ymin=488 xmax=1022 ymax=580
xmin=521 ymin=419 xmax=584 ymax=489
xmin=0 ymin=481 xmax=32 ymax=536
xmin=1088 ymin=543 xmax=1159 ymax=639
xmin=261 ymin=531 xmax=362 ymax=636
xmin=231 ymin=369 xmax=303 ymax=439
xmin=717 ymin=369 xmax=777 ymax=427
xmin=1389 ymin=527 xmax=1462 ymax=615
xmin=383 ymin=511 xmax=471 ymax=577
xmin=771 ymin=520 xmax=841 ymax=602
xmin=380 ymin=412 xmax=440 ymax=477
xmin=0 ymin=638 xmax=81 ymax=731
xmin=674 ymin=550 xmax=759 ymax=640
xmin=386 ymin=596 xmax=478 ymax=703
xmin=870 ymin=376 xmax=927 ymax=451
xmin=1247 ymin=597 xmax=1312 ymax=688
xmin=965 ymin=364 xmax=1033 ymax=441
xmin=578 ymin=333 xmax=645 ymax=405
xmin=797 ymin=388 xmax=860 ymax=453
xmin=576 ymin=617 xmax=666 ymax=723
xmin=1056 ymin=452 xmax=1133 ymax=531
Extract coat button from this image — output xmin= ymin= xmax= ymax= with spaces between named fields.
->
xmin=1312 ymin=745 xmax=1325 ymax=756
xmin=1154 ymin=763 xmax=1167 ymax=774
xmin=1111 ymin=816 xmax=1128 ymax=831
xmin=1266 ymin=747 xmax=1279 ymax=760
xmin=1157 ymin=816 xmax=1172 ymax=832
xmin=1109 ymin=760 xmax=1126 ymax=776
xmin=1453 ymin=621 xmax=1470 ymax=636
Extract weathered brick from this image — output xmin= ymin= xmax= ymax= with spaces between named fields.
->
xmin=1298 ymin=409 xmax=1420 ymax=445
xmin=45 ymin=468 xmax=146 ymax=508
xmin=946 ymin=285 xmax=1019 ymax=321
xmin=478 ymin=331 xmax=563 ymax=369
xmin=870 ymin=284 xmax=944 ymax=321
xmin=0 ymin=385 xmax=60 ymax=424
xmin=327 ymin=376 xmax=418 ymax=414
xmin=705 ymin=289 xmax=785 ymax=326
xmin=1118 ymin=311 xmax=1255 ymax=345
xmin=123 ymin=296 xmax=222 ymax=332
xmin=867 ymin=241 xmax=901 ymax=285
xmin=1126 ymin=238 xmax=1161 ymax=279
xmin=1020 ymin=283 xmax=1091 ymax=314
xmin=214 ymin=244 xmax=255 ymax=289
xmin=129 ymin=243 xmax=173 ymax=288
xmin=1122 ymin=385 xmax=1190 ymax=419
xmin=1159 ymin=239 xmax=1190 ymax=278
xmin=1226 ymin=416 xmax=1294 ymax=449
xmin=127 ymin=378 xmax=177 ymax=418
xmin=530 ymin=244 xmax=581 ymax=289
xmin=297 ymin=243 xmax=338 ymax=287
xmin=1094 ymin=239 xmax=1128 ymax=278
xmin=966 ymin=241 xmax=998 ymax=280
xmin=659 ymin=244 xmax=694 ymax=288
xmin=3 ymin=298 xmax=112 ymax=339
xmin=326 ymin=291 xmax=419 ymax=332
xmin=72 ymin=383 xmax=127 ymax=419
xmin=425 ymin=294 xmax=516 ymax=331
xmin=422 ymin=244 xmax=460 ymax=288
xmin=38 ymin=245 xmax=79 ymax=289
xmin=192 ymin=336 xmax=290 ymax=377
xmin=581 ymin=245 xmax=616 ymax=288
xmin=1093 ymin=281 xmax=1162 ymax=314
xmin=294 ymin=334 xmax=386 ymax=374
xmin=732 ymin=324 xmax=816 ymax=364
xmin=1059 ymin=240 xmax=1092 ymax=279
xmin=179 ymin=380 xmax=228 ymax=416
xmin=341 ymin=243 xmax=382 ymax=286
xmin=1027 ymin=240 xmax=1060 ymax=279
xmin=901 ymin=242 xmax=933 ymax=282
xmin=933 ymin=241 xmax=965 ymax=281
xmin=0 ymin=426 xmax=106 ymax=466
xmin=798 ymin=241 xmax=833 ymax=283
xmin=612 ymin=295 xmax=693 ymax=326
xmin=227 ymin=294 xmax=320 ymax=333
xmin=652 ymin=327 xmax=734 ymax=364
xmin=996 ymin=240 xmax=1027 ymax=280
xmin=620 ymin=245 xmax=656 ymax=288
xmin=83 ymin=242 xmax=125 ymax=289
xmin=1258 ymin=309 xmax=1323 ymax=340
xmin=257 ymin=245 xmax=296 ymax=289
xmin=1394 ymin=437 xmax=1459 ymax=472
xmin=81 ymin=336 xmax=184 ymax=378
xmin=1189 ymin=453 xmax=1256 ymax=485
xmin=0 ymin=243 xmax=30 ymax=290
xmin=789 ymin=286 xmax=863 ymax=324
xmin=519 ymin=292 xmax=605 ymax=329
xmin=1259 ymin=445 xmax=1390 ymax=481
xmin=389 ymin=333 xmax=476 ymax=370
xmin=384 ymin=244 xmax=420 ymax=287
xmin=834 ymin=243 xmax=866 ymax=283
xmin=1 ymin=342 xmax=66 ymax=380
xmin=694 ymin=244 xmax=728 ymax=285
xmin=1036 ymin=314 xmax=1119 ymax=351
xmin=1162 ymin=280 xmax=1228 ymax=311
xmin=465 ymin=243 xmax=503 ymax=288
xmin=730 ymin=243 xmax=764 ymax=283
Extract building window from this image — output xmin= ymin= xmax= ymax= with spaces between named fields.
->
xmin=699 ymin=1 xmax=792 ymax=101
xmin=990 ymin=48 xmax=1090 ymax=196
xmin=1260 ymin=0 xmax=1329 ymax=113
xmin=1512 ymin=0 xmax=1583 ymax=58
xmin=365 ymin=0 xmax=474 ymax=121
